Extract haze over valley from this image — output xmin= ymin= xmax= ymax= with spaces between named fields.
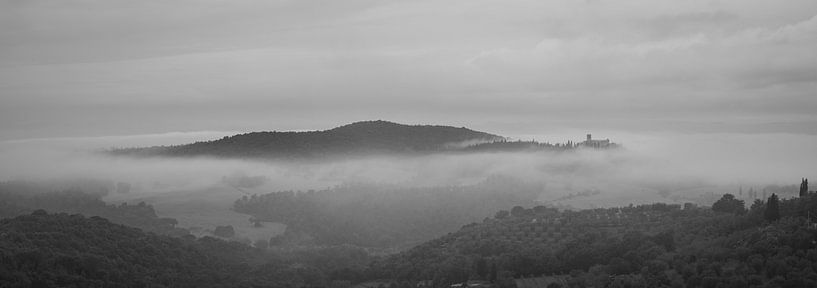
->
xmin=1 ymin=121 xmax=814 ymax=244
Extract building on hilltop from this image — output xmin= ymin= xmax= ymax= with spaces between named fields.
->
xmin=580 ymin=134 xmax=615 ymax=149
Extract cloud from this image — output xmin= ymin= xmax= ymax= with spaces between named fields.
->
xmin=0 ymin=0 xmax=816 ymax=139
xmin=644 ymin=11 xmax=740 ymax=37
xmin=463 ymin=13 xmax=817 ymax=119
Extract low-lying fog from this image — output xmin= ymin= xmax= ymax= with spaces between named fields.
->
xmin=1 ymin=130 xmax=814 ymax=240
xmin=2 ymin=130 xmax=814 ymax=200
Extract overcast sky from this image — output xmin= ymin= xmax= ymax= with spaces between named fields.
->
xmin=1 ymin=0 xmax=816 ymax=140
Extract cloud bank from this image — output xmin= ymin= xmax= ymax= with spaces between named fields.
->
xmin=1 ymin=0 xmax=815 ymax=139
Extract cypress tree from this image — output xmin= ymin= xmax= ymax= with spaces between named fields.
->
xmin=765 ymin=193 xmax=780 ymax=222
xmin=801 ymin=178 xmax=809 ymax=197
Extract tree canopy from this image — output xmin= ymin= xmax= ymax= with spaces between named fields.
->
xmin=712 ymin=193 xmax=746 ymax=215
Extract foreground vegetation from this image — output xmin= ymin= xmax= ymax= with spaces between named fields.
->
xmin=364 ymin=192 xmax=817 ymax=287
xmin=0 ymin=211 xmax=332 ymax=288
xmin=1 ymin=179 xmax=816 ymax=287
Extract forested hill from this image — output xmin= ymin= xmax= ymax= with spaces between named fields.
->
xmin=0 ymin=181 xmax=188 ymax=237
xmin=109 ymin=120 xmax=504 ymax=159
xmin=0 ymin=211 xmax=318 ymax=287
xmin=364 ymin=193 xmax=817 ymax=287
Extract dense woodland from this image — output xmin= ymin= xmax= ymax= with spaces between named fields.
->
xmin=360 ymin=189 xmax=817 ymax=288
xmin=233 ymin=176 xmax=543 ymax=248
xmin=0 ymin=211 xmax=335 ymax=288
xmin=0 ymin=181 xmax=188 ymax=236
xmin=462 ymin=140 xmax=579 ymax=153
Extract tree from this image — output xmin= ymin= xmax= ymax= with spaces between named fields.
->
xmin=712 ymin=194 xmax=746 ymax=215
xmin=750 ymin=199 xmax=765 ymax=211
xmin=765 ymin=194 xmax=780 ymax=222
xmin=801 ymin=178 xmax=809 ymax=197
xmin=748 ymin=199 xmax=766 ymax=221
xmin=495 ymin=210 xmax=509 ymax=219
xmin=510 ymin=206 xmax=526 ymax=217
xmin=533 ymin=206 xmax=549 ymax=214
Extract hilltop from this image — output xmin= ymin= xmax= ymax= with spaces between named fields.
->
xmin=109 ymin=120 xmax=504 ymax=159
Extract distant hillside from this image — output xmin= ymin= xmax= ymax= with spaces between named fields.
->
xmin=0 ymin=181 xmax=189 ymax=237
xmin=109 ymin=120 xmax=504 ymax=159
xmin=233 ymin=176 xmax=542 ymax=248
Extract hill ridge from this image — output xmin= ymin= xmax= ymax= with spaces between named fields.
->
xmin=109 ymin=120 xmax=504 ymax=159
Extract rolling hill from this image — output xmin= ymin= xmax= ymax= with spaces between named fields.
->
xmin=362 ymin=194 xmax=817 ymax=287
xmin=109 ymin=120 xmax=505 ymax=159
xmin=0 ymin=181 xmax=189 ymax=237
xmin=0 ymin=211 xmax=317 ymax=288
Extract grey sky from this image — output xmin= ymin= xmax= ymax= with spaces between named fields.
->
xmin=1 ymin=0 xmax=816 ymax=140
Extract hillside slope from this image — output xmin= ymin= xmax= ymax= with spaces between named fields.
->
xmin=363 ymin=194 xmax=817 ymax=287
xmin=233 ymin=177 xmax=543 ymax=248
xmin=0 ymin=211 xmax=320 ymax=288
xmin=110 ymin=120 xmax=504 ymax=159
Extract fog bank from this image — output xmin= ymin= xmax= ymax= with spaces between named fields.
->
xmin=0 ymin=131 xmax=813 ymax=207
